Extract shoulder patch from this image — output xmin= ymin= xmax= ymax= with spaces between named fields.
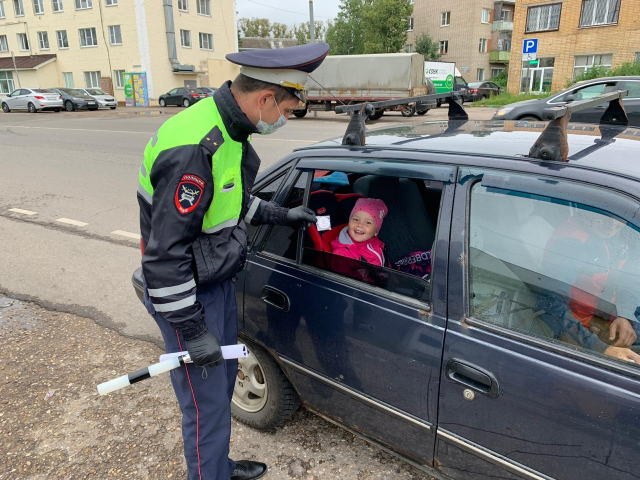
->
xmin=200 ymin=126 xmax=225 ymax=154
xmin=175 ymin=174 xmax=205 ymax=215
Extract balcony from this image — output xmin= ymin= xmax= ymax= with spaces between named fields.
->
xmin=490 ymin=50 xmax=511 ymax=63
xmin=492 ymin=20 xmax=513 ymax=32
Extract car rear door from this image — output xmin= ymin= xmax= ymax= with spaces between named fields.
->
xmin=437 ymin=165 xmax=640 ymax=480
xmin=617 ymin=79 xmax=640 ymax=127
xmin=243 ymin=156 xmax=456 ymax=469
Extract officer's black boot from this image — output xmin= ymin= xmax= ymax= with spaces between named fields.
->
xmin=231 ymin=460 xmax=267 ymax=480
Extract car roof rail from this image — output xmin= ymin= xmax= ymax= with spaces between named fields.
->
xmin=335 ymin=92 xmax=468 ymax=146
xmin=528 ymin=89 xmax=628 ymax=162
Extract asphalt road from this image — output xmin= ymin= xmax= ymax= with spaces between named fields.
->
xmin=0 ymin=104 xmax=496 ymax=478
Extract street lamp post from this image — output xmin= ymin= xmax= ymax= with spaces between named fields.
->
xmin=309 ymin=0 xmax=315 ymax=43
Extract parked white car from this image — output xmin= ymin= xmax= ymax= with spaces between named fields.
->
xmin=76 ymin=88 xmax=117 ymax=110
xmin=1 ymin=88 xmax=63 ymax=113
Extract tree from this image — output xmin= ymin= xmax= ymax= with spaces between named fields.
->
xmin=292 ymin=21 xmax=329 ymax=44
xmin=325 ymin=0 xmax=366 ymax=55
xmin=237 ymin=18 xmax=273 ymax=38
xmin=271 ymin=22 xmax=292 ymax=39
xmin=415 ymin=33 xmax=441 ymax=61
xmin=362 ymin=0 xmax=413 ymax=54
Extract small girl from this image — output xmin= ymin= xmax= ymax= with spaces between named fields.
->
xmin=331 ymin=198 xmax=388 ymax=266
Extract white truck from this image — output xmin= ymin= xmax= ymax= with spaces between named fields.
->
xmin=293 ymin=53 xmax=437 ymax=120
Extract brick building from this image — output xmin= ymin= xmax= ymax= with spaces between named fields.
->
xmin=0 ymin=0 xmax=238 ymax=101
xmin=507 ymin=0 xmax=640 ymax=94
xmin=406 ymin=0 xmax=516 ymax=82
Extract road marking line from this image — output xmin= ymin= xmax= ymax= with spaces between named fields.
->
xmin=111 ymin=230 xmax=140 ymax=240
xmin=8 ymin=208 xmax=37 ymax=215
xmin=56 ymin=218 xmax=88 ymax=227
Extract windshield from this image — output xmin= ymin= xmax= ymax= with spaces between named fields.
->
xmin=468 ymin=82 xmax=483 ymax=88
xmin=456 ymin=76 xmax=468 ymax=86
xmin=61 ymin=88 xmax=85 ymax=96
xmin=86 ymin=89 xmax=106 ymax=95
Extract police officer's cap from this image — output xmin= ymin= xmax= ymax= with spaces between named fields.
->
xmin=226 ymin=42 xmax=330 ymax=101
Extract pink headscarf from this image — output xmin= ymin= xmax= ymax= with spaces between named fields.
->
xmin=350 ymin=198 xmax=388 ymax=233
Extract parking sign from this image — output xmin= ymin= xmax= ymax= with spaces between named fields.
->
xmin=523 ymin=38 xmax=538 ymax=54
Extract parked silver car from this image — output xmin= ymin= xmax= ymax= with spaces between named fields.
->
xmin=1 ymin=88 xmax=63 ymax=113
xmin=76 ymin=88 xmax=118 ymax=110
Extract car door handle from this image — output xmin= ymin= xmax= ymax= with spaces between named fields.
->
xmin=261 ymin=286 xmax=290 ymax=312
xmin=446 ymin=359 xmax=500 ymax=398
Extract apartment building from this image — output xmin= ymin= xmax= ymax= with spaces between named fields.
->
xmin=507 ymin=0 xmax=640 ymax=94
xmin=0 ymin=0 xmax=237 ymax=102
xmin=406 ymin=0 xmax=516 ymax=82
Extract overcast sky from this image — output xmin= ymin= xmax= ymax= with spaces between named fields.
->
xmin=236 ymin=0 xmax=341 ymax=26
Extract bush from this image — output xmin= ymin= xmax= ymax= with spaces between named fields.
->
xmin=489 ymin=70 xmax=508 ymax=89
xmin=567 ymin=62 xmax=640 ymax=88
xmin=467 ymin=91 xmax=551 ymax=108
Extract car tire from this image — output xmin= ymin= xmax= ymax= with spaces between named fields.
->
xmin=65 ymin=101 xmax=75 ymax=112
xmin=183 ymin=98 xmax=191 ymax=108
xmin=231 ymin=340 xmax=301 ymax=430
xmin=27 ymin=102 xmax=37 ymax=113
xmin=481 ymin=95 xmax=488 ymax=100
xmin=518 ymin=115 xmax=541 ymax=121
xmin=54 ymin=108 xmax=60 ymax=112
xmin=159 ymin=98 xmax=166 ymax=107
xmin=293 ymin=109 xmax=308 ymax=118
xmin=110 ymin=106 xmax=117 ymax=110
xmin=436 ymin=99 xmax=442 ymax=108
xmin=401 ymin=105 xmax=416 ymax=117
xmin=1 ymin=103 xmax=9 ymax=113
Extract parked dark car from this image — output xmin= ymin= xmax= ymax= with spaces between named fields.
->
xmin=493 ymin=76 xmax=640 ymax=125
xmin=133 ymin=93 xmax=640 ymax=480
xmin=50 ymin=88 xmax=99 ymax=111
xmin=466 ymin=81 xmax=502 ymax=101
xmin=197 ymin=87 xmax=217 ymax=96
xmin=158 ymin=88 xmax=206 ymax=107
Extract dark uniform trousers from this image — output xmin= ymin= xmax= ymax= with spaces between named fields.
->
xmin=146 ymin=279 xmax=238 ymax=480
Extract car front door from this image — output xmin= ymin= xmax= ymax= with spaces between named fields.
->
xmin=5 ymin=89 xmax=22 ymax=109
xmin=166 ymin=88 xmax=179 ymax=105
xmin=243 ymin=156 xmax=455 ymax=470
xmin=437 ymin=165 xmax=640 ymax=480
xmin=560 ymin=81 xmax=618 ymax=123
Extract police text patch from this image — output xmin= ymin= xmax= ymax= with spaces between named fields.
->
xmin=175 ymin=174 xmax=204 ymax=215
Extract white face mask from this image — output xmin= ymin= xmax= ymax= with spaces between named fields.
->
xmin=256 ymin=97 xmax=286 ymax=135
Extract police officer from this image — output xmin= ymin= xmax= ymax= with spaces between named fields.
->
xmin=137 ymin=43 xmax=330 ymax=480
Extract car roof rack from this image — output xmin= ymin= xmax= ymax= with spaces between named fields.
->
xmin=335 ymin=92 xmax=467 ymax=146
xmin=528 ymin=89 xmax=628 ymax=162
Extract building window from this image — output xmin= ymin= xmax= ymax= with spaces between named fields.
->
xmin=33 ymin=0 xmax=43 ymax=13
xmin=501 ymin=9 xmax=511 ymax=21
xmin=407 ymin=17 xmax=414 ymax=31
xmin=199 ymin=32 xmax=213 ymax=50
xmin=520 ymin=57 xmax=555 ymax=93
xmin=441 ymin=11 xmax=450 ymax=26
xmin=108 ymin=25 xmax=122 ymax=45
xmin=180 ymin=29 xmax=191 ymax=48
xmin=526 ymin=3 xmax=561 ymax=32
xmin=178 ymin=0 xmax=187 ymax=11
xmin=409 ymin=0 xmax=414 ymax=3
xmin=579 ymin=0 xmax=620 ymax=27
xmin=52 ymin=0 xmax=62 ymax=12
xmin=13 ymin=0 xmax=24 ymax=16
xmin=0 ymin=1 xmax=5 ymax=18
xmin=196 ymin=0 xmax=209 ymax=15
xmin=56 ymin=30 xmax=68 ymax=48
xmin=479 ymin=38 xmax=488 ymax=53
xmin=62 ymin=72 xmax=74 ymax=88
xmin=17 ymin=33 xmax=29 ymax=50
xmin=79 ymin=27 xmax=98 ymax=47
xmin=105 ymin=0 xmax=116 ymax=4
xmin=405 ymin=44 xmax=413 ymax=53
xmin=84 ymin=71 xmax=100 ymax=88
xmin=0 ymin=35 xmax=8 ymax=52
xmin=37 ymin=31 xmax=49 ymax=49
xmin=439 ymin=40 xmax=448 ymax=54
xmin=573 ymin=54 xmax=612 ymax=78
xmin=0 ymin=71 xmax=15 ymax=94
xmin=74 ymin=0 xmax=91 ymax=9
xmin=114 ymin=70 xmax=125 ymax=89
xmin=491 ymin=68 xmax=504 ymax=77
xmin=477 ymin=68 xmax=485 ymax=81
xmin=481 ymin=8 xmax=490 ymax=23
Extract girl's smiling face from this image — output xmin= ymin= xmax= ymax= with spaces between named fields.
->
xmin=348 ymin=210 xmax=376 ymax=242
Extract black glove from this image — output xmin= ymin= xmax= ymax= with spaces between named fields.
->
xmin=286 ymin=206 xmax=317 ymax=228
xmin=185 ymin=330 xmax=223 ymax=367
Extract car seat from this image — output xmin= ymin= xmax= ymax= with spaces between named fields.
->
xmin=306 ymin=190 xmax=338 ymax=252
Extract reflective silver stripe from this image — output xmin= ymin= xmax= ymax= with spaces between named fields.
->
xmin=140 ymin=160 xmax=147 ymax=177
xmin=244 ymin=197 xmax=261 ymax=224
xmin=152 ymin=294 xmax=196 ymax=312
xmin=137 ymin=184 xmax=153 ymax=204
xmin=202 ymin=217 xmax=238 ymax=234
xmin=147 ymin=279 xmax=196 ymax=298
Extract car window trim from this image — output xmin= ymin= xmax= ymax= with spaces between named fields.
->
xmin=462 ymin=172 xmax=640 ymax=380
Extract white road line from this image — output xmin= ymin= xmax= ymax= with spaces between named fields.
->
xmin=111 ymin=230 xmax=140 ymax=240
xmin=8 ymin=208 xmax=37 ymax=215
xmin=56 ymin=218 xmax=88 ymax=227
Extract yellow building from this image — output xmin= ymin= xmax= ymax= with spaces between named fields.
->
xmin=508 ymin=0 xmax=640 ymax=94
xmin=0 ymin=0 xmax=239 ymax=102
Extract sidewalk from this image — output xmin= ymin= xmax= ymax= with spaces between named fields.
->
xmin=0 ymin=295 xmax=429 ymax=479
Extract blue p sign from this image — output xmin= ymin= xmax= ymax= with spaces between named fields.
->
xmin=523 ymin=39 xmax=538 ymax=54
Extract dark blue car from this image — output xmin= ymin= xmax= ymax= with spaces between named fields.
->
xmin=134 ymin=93 xmax=640 ymax=480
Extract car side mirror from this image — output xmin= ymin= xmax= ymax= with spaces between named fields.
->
xmin=565 ymin=94 xmax=575 ymax=103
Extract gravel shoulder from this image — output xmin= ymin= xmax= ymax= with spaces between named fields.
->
xmin=0 ymin=295 xmax=430 ymax=480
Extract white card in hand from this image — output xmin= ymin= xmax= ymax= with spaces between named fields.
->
xmin=316 ymin=215 xmax=332 ymax=232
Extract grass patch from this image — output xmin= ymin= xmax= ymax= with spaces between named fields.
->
xmin=467 ymin=92 xmax=552 ymax=108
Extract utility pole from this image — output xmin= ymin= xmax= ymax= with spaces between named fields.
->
xmin=309 ymin=0 xmax=315 ymax=43
xmin=10 ymin=51 xmax=21 ymax=88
